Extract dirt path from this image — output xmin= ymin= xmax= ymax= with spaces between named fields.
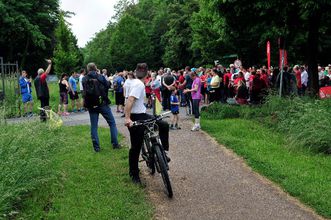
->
xmin=11 ymin=108 xmax=323 ymax=220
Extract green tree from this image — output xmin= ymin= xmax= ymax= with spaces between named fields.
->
xmin=53 ymin=12 xmax=81 ymax=75
xmin=190 ymin=0 xmax=229 ymax=65
xmin=109 ymin=14 xmax=153 ymax=70
xmin=161 ymin=1 xmax=199 ymax=68
xmin=214 ymin=0 xmax=331 ymax=93
xmin=83 ymin=22 xmax=115 ymax=70
xmin=0 ymin=0 xmax=59 ymax=73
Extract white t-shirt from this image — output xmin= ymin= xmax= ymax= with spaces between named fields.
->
xmin=244 ymin=72 xmax=251 ymax=88
xmin=128 ymin=79 xmax=146 ymax=114
xmin=301 ymin=70 xmax=308 ymax=86
xmin=156 ymin=75 xmax=162 ymax=83
xmin=123 ymin=78 xmax=134 ymax=98
xmin=79 ymin=74 xmax=84 ymax=91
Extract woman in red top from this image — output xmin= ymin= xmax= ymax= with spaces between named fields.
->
xmin=200 ymin=71 xmax=207 ymax=103
xmin=294 ymin=65 xmax=302 ymax=92
xmin=151 ymin=72 xmax=161 ymax=102
xmin=178 ymin=70 xmax=186 ymax=106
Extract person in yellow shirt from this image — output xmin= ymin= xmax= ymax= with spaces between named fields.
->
xmin=209 ymin=69 xmax=221 ymax=103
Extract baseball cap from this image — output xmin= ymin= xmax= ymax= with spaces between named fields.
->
xmin=135 ymin=63 xmax=148 ymax=79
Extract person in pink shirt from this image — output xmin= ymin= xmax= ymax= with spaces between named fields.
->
xmin=184 ymin=71 xmax=201 ymax=131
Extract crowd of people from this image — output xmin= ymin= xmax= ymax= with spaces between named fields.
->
xmin=17 ymin=59 xmax=331 ymax=184
xmin=19 ymin=61 xmax=331 ymax=127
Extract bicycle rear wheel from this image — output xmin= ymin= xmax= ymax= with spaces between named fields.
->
xmin=154 ymin=144 xmax=173 ymax=198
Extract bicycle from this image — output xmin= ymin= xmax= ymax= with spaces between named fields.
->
xmin=133 ymin=111 xmax=173 ymax=198
xmin=38 ymin=107 xmax=63 ymax=128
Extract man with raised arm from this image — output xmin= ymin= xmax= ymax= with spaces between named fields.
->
xmin=125 ymin=63 xmax=170 ymax=184
xmin=34 ymin=59 xmax=52 ymax=121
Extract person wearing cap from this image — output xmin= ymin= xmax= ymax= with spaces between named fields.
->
xmin=125 ymin=63 xmax=170 ymax=184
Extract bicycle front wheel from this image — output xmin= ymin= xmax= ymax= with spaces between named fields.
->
xmin=154 ymin=144 xmax=173 ymax=198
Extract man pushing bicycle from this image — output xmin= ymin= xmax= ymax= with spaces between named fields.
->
xmin=124 ymin=63 xmax=170 ymax=184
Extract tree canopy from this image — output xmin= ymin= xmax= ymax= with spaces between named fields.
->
xmin=83 ymin=0 xmax=331 ymax=92
xmin=0 ymin=0 xmax=60 ymax=74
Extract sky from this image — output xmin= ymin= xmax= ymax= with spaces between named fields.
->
xmin=60 ymin=0 xmax=118 ymax=48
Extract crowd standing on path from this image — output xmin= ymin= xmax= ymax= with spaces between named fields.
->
xmin=19 ymin=58 xmax=331 ymax=185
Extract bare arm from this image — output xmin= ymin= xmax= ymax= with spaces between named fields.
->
xmin=64 ymin=80 xmax=69 ymax=89
xmin=45 ymin=59 xmax=52 ymax=75
xmin=69 ymin=79 xmax=75 ymax=93
xmin=124 ymin=96 xmax=135 ymax=127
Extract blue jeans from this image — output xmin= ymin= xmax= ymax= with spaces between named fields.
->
xmin=88 ymin=105 xmax=119 ymax=151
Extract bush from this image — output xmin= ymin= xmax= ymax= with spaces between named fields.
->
xmin=202 ymin=95 xmax=331 ymax=153
xmin=0 ymin=118 xmax=66 ymax=218
xmin=201 ymin=102 xmax=240 ymax=119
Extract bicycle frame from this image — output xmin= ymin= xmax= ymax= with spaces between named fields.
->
xmin=133 ymin=111 xmax=173 ymax=197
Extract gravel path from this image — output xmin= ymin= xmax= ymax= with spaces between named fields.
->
xmin=8 ymin=108 xmax=323 ymax=220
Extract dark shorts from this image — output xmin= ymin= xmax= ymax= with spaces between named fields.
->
xmin=69 ymin=91 xmax=79 ymax=100
xmin=60 ymin=92 xmax=68 ymax=105
xmin=22 ymin=93 xmax=33 ymax=103
xmin=115 ymin=92 xmax=125 ymax=105
xmin=201 ymin=86 xmax=206 ymax=95
xmin=146 ymin=93 xmax=151 ymax=98
xmin=171 ymin=110 xmax=179 ymax=115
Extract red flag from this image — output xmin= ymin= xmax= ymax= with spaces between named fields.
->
xmin=267 ymin=41 xmax=271 ymax=74
xmin=279 ymin=49 xmax=288 ymax=69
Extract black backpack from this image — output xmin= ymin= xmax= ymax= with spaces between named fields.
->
xmin=83 ymin=74 xmax=109 ymax=108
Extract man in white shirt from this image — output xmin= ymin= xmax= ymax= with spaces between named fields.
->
xmin=125 ymin=63 xmax=170 ymax=184
xmin=301 ymin=66 xmax=308 ymax=95
xmin=79 ymin=68 xmax=86 ymax=111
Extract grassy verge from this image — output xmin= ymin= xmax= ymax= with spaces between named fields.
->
xmin=1 ymin=123 xmax=153 ymax=219
xmin=202 ymin=118 xmax=331 ymax=218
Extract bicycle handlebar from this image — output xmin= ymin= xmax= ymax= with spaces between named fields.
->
xmin=132 ymin=111 xmax=171 ymax=126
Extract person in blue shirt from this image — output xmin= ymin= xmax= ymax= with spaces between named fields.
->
xmin=68 ymin=72 xmax=81 ymax=112
xmin=170 ymin=89 xmax=181 ymax=130
xmin=19 ymin=70 xmax=33 ymax=117
xmin=113 ymin=71 xmax=125 ymax=113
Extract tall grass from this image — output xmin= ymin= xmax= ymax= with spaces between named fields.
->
xmin=0 ymin=118 xmax=65 ymax=218
xmin=201 ymin=95 xmax=331 ymax=153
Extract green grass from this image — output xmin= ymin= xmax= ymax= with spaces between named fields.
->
xmin=202 ymin=118 xmax=331 ymax=218
xmin=1 ymin=122 xmax=153 ymax=219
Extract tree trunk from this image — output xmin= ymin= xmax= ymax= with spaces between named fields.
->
xmin=307 ymin=9 xmax=321 ymax=95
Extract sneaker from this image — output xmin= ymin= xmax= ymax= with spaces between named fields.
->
xmin=131 ymin=175 xmax=141 ymax=184
xmin=113 ymin=144 xmax=121 ymax=149
xmin=169 ymin=125 xmax=175 ymax=130
xmin=121 ymin=114 xmax=125 ymax=118
xmin=191 ymin=124 xmax=200 ymax=131
xmin=28 ymin=112 xmax=34 ymax=117
xmin=175 ymin=124 xmax=181 ymax=129
xmin=62 ymin=112 xmax=70 ymax=116
xmin=94 ymin=147 xmax=101 ymax=152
